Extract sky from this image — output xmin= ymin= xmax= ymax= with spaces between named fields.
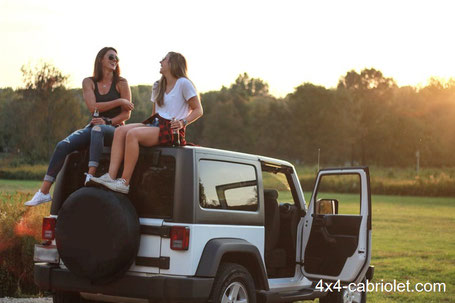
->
xmin=1 ymin=0 xmax=455 ymax=97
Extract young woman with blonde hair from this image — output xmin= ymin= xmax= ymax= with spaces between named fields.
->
xmin=89 ymin=51 xmax=203 ymax=194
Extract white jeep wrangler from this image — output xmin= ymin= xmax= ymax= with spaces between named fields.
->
xmin=34 ymin=146 xmax=373 ymax=303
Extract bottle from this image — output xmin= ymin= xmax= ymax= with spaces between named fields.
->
xmin=172 ymin=118 xmax=180 ymax=147
xmin=90 ymin=108 xmax=99 ymax=126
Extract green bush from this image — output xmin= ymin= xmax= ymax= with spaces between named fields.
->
xmin=0 ymin=154 xmax=47 ymax=180
xmin=299 ymin=172 xmax=455 ymax=197
xmin=0 ymin=192 xmax=50 ymax=296
xmin=0 ymin=165 xmax=47 ymax=180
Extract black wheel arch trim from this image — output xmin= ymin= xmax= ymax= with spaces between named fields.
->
xmin=195 ymin=238 xmax=269 ymax=291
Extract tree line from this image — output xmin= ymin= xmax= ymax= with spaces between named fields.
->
xmin=1 ymin=63 xmax=454 ymax=167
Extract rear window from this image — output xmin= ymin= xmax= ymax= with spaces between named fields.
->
xmin=199 ymin=160 xmax=258 ymax=211
xmin=128 ymin=152 xmax=175 ymax=218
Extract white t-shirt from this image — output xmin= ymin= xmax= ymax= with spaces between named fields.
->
xmin=151 ymin=77 xmax=197 ymax=120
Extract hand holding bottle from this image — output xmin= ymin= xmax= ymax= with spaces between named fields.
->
xmin=171 ymin=117 xmax=180 ymax=146
xmin=170 ymin=117 xmax=182 ymax=131
xmin=90 ymin=108 xmax=104 ymax=126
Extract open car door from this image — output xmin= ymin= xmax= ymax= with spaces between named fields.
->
xmin=301 ymin=167 xmax=371 ymax=284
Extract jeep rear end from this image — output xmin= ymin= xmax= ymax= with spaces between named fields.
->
xmin=34 ymin=146 xmax=215 ymax=302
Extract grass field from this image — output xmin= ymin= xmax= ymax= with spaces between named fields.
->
xmin=0 ymin=180 xmax=454 ymax=302
xmin=304 ymin=193 xmax=454 ymax=303
xmin=2 ymin=158 xmax=455 ymax=196
xmin=0 ymin=179 xmax=43 ymax=194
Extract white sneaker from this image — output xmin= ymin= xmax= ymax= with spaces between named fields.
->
xmin=84 ymin=173 xmax=93 ymax=186
xmin=102 ymin=178 xmax=130 ymax=194
xmin=24 ymin=190 xmax=52 ymax=206
xmin=87 ymin=173 xmax=114 ymax=187
xmin=98 ymin=173 xmax=115 ymax=183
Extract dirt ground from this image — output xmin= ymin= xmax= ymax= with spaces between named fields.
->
xmin=0 ymin=298 xmax=52 ymax=303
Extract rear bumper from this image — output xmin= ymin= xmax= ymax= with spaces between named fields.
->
xmin=35 ymin=263 xmax=214 ymax=302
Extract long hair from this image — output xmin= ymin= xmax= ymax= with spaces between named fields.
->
xmin=155 ymin=52 xmax=189 ymax=107
xmin=93 ymin=47 xmax=121 ymax=84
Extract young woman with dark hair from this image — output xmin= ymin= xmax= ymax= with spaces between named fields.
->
xmin=89 ymin=51 xmax=203 ymax=194
xmin=25 ymin=47 xmax=133 ymax=206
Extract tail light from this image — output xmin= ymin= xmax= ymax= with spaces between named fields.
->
xmin=42 ymin=217 xmax=56 ymax=241
xmin=170 ymin=226 xmax=190 ymax=250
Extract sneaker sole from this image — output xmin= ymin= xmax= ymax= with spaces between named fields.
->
xmin=83 ymin=177 xmax=129 ymax=194
xmin=24 ymin=198 xmax=52 ymax=206
xmin=104 ymin=182 xmax=129 ymax=194
xmin=90 ymin=179 xmax=129 ymax=194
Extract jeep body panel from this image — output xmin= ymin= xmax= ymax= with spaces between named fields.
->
xmin=160 ymin=224 xmax=264 ymax=276
xmin=130 ymin=218 xmax=163 ymax=274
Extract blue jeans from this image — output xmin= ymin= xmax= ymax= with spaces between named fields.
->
xmin=44 ymin=125 xmax=115 ymax=182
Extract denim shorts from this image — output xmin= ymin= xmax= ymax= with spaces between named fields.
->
xmin=145 ymin=117 xmax=159 ymax=127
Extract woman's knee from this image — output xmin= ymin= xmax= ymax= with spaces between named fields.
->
xmin=115 ymin=125 xmax=129 ymax=136
xmin=126 ymin=129 xmax=139 ymax=142
xmin=91 ymin=125 xmax=103 ymax=135
xmin=54 ymin=140 xmax=71 ymax=155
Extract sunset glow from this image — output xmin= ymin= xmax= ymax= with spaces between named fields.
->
xmin=1 ymin=0 xmax=455 ymax=97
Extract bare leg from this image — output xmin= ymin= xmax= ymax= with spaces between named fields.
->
xmin=107 ymin=124 xmax=144 ymax=178
xmin=40 ymin=181 xmax=52 ymax=195
xmin=121 ymin=127 xmax=160 ymax=184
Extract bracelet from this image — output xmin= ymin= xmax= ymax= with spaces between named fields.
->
xmin=180 ymin=119 xmax=188 ymax=126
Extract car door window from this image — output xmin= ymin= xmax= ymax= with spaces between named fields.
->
xmin=315 ymin=174 xmax=361 ymax=215
xmin=262 ymin=170 xmax=298 ymax=205
xmin=199 ymin=160 xmax=258 ymax=211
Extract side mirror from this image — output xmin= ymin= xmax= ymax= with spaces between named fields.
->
xmin=315 ymin=199 xmax=339 ymax=215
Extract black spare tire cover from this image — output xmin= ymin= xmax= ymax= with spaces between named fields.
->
xmin=56 ymin=187 xmax=140 ymax=283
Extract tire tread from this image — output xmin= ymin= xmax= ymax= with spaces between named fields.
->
xmin=209 ymin=262 xmax=257 ymax=303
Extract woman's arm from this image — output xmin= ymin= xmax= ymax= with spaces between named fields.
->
xmin=110 ymin=80 xmax=133 ymax=125
xmin=171 ymin=95 xmax=203 ymax=130
xmin=109 ymin=110 xmax=131 ymax=126
xmin=185 ymin=95 xmax=203 ymax=125
xmin=95 ymin=79 xmax=133 ymax=126
xmin=82 ymin=78 xmax=133 ymax=114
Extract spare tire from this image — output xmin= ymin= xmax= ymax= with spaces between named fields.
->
xmin=56 ymin=187 xmax=140 ymax=284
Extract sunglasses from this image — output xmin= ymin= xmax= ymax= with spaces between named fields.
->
xmin=108 ymin=54 xmax=119 ymax=62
